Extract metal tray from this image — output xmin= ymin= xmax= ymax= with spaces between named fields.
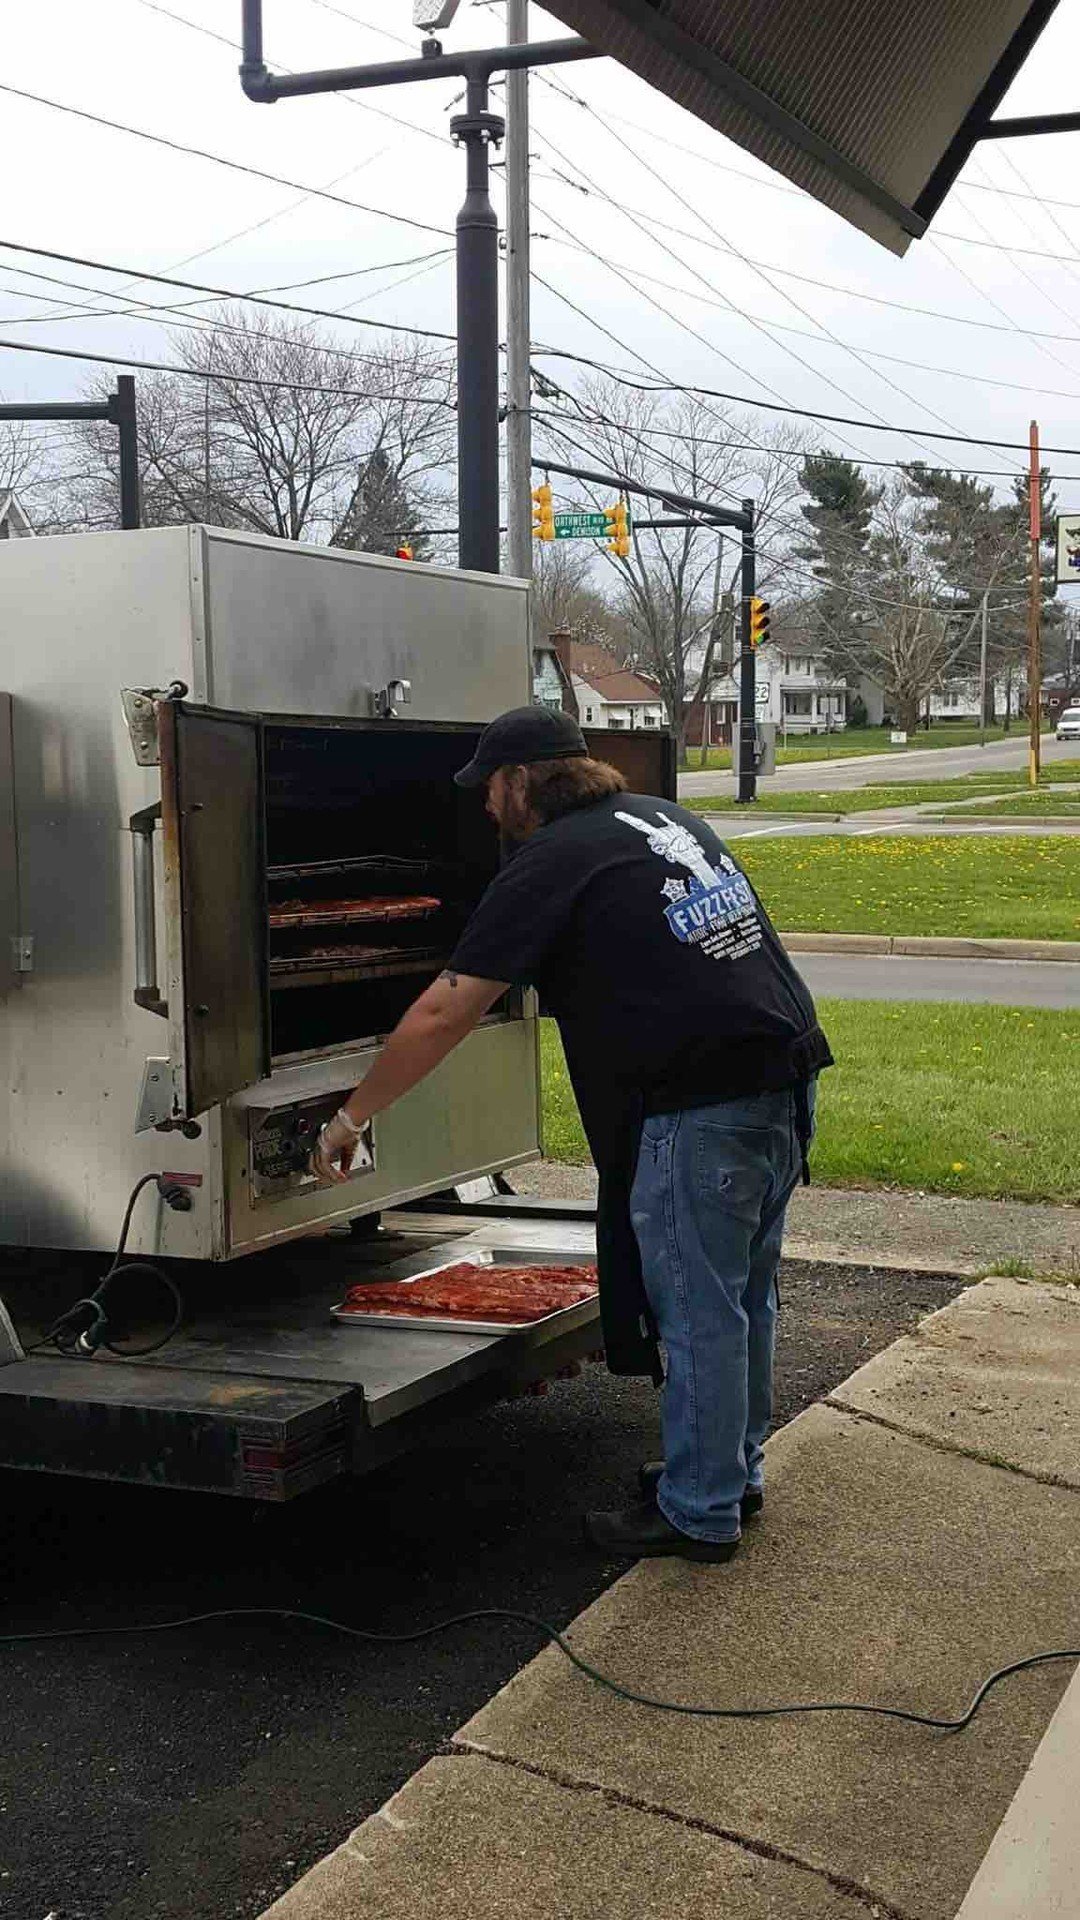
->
xmin=330 ymin=1254 xmax=598 ymax=1336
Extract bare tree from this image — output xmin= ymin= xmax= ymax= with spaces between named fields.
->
xmin=547 ymin=382 xmax=807 ymax=759
xmin=49 ymin=309 xmax=455 ymax=549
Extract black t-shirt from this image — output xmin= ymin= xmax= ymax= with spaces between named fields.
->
xmin=450 ymin=792 xmax=831 ymax=1120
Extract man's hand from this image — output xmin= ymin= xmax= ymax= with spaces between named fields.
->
xmin=311 ymin=1109 xmax=362 ymax=1184
xmin=308 ymin=973 xmax=509 ymax=1184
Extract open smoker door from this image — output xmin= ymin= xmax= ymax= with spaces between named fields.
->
xmin=582 ymin=727 xmax=676 ymax=801
xmin=159 ymin=700 xmax=270 ymax=1119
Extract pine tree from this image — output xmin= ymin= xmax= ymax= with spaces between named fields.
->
xmin=336 ymin=447 xmax=433 ymax=560
xmin=796 ymin=451 xmax=881 ymax=677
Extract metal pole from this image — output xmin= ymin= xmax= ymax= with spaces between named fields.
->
xmin=453 ymin=74 xmax=504 ymax=574
xmin=738 ymin=500 xmax=757 ymax=803
xmin=505 ymin=0 xmax=532 ymax=582
xmin=1028 ymin=420 xmax=1042 ymax=786
xmin=111 ymin=375 xmax=141 ymax=531
xmin=978 ymin=589 xmax=989 ymax=746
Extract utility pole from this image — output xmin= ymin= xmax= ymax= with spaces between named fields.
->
xmin=1028 ymin=420 xmax=1042 ymax=786
xmin=238 ymin=3 xmax=595 ymax=577
xmin=738 ymin=500 xmax=758 ymax=804
xmin=453 ymin=72 xmax=503 ymax=574
xmin=505 ymin=0 xmax=532 ymax=581
xmin=978 ymin=588 xmax=989 ymax=747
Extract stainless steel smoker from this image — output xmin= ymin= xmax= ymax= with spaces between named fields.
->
xmin=0 ymin=526 xmax=673 ymax=1498
xmin=1 ymin=525 xmax=545 ymax=1261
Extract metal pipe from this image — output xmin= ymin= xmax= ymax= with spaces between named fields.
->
xmin=983 ymin=109 xmax=1080 ymax=139
xmin=454 ymin=74 xmax=503 ymax=573
xmin=0 ymin=402 xmax=112 ymax=422
xmin=130 ymin=808 xmax=165 ymax=1016
xmin=738 ymin=502 xmax=757 ymax=804
xmin=109 ymin=375 xmax=142 ymax=531
xmin=504 ymin=0 xmax=532 ymax=582
xmin=531 ymin=459 xmax=749 ymax=530
xmin=239 ymin=35 xmax=596 ymax=102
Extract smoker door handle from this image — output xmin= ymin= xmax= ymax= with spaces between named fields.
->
xmin=130 ymin=804 xmax=168 ymax=1018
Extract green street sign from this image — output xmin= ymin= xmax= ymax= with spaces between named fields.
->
xmin=553 ymin=510 xmax=623 ymax=540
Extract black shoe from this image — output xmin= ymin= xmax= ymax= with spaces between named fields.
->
xmin=638 ymin=1461 xmax=764 ymax=1519
xmin=584 ymin=1500 xmax=740 ymax=1563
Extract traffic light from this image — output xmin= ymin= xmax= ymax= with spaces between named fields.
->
xmin=531 ymin=483 xmax=555 ymax=541
xmin=604 ymin=498 xmax=631 ymax=558
xmin=749 ymin=597 xmax=771 ymax=647
xmin=395 ymin=542 xmax=414 ymax=561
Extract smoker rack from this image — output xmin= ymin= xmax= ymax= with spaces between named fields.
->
xmin=266 ymin=852 xmax=452 ymax=994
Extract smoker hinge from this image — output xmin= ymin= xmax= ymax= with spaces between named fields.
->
xmin=11 ymin=934 xmax=33 ymax=974
xmin=120 ymin=681 xmax=189 ymax=765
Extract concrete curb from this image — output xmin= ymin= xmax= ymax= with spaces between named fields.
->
xmin=780 ymin=930 xmax=1080 ymax=961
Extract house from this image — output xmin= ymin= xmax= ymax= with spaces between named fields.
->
xmin=752 ymin=636 xmax=850 ymax=735
xmin=930 ymin=675 xmax=1016 ymax=723
xmin=0 ymin=493 xmax=34 ymax=540
xmin=533 ymin=632 xmax=668 ymax=730
xmin=571 ymin=663 xmax=667 ymax=730
xmin=532 ymin=635 xmax=573 ymax=712
xmin=1040 ymin=673 xmax=1080 ymax=722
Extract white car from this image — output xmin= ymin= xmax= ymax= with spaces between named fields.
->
xmin=1056 ymin=706 xmax=1080 ymax=741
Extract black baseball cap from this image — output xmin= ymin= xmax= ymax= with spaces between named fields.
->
xmin=453 ymin=706 xmax=588 ymax=788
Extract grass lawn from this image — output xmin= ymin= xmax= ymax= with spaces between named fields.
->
xmin=925 ymin=789 xmax=1080 ymax=818
xmin=540 ymin=1003 xmax=1078 ymax=1203
xmin=687 ymin=724 xmax=1051 ymax=772
xmin=733 ymin=835 xmax=1080 ymax=940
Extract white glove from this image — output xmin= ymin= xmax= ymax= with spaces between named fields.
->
xmin=311 ymin=1108 xmax=366 ymax=1184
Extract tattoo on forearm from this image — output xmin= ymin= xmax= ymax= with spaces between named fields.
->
xmin=439 ymin=969 xmax=459 ymax=988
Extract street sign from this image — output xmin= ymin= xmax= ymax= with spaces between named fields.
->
xmin=1055 ymin=514 xmax=1080 ymax=584
xmin=553 ymin=510 xmax=629 ymax=540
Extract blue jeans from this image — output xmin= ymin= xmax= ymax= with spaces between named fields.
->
xmin=629 ymin=1085 xmax=814 ymax=1543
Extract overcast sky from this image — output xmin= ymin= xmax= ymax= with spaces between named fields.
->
xmin=6 ymin=0 xmax=1080 ymax=521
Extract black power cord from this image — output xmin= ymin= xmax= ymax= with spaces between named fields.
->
xmin=0 ymin=1605 xmax=1075 ymax=1731
xmin=29 ymin=1173 xmax=187 ymax=1359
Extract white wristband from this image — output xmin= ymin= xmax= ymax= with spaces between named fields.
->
xmin=333 ymin=1107 xmax=364 ymax=1139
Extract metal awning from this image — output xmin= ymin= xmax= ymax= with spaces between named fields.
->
xmin=534 ymin=0 xmax=1061 ymax=254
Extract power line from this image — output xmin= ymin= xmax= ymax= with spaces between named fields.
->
xmin=539 ymin=233 xmax=1080 ymax=406
xmin=0 ymin=238 xmax=457 ymax=344
xmin=528 ymin=404 xmax=1080 ymax=483
xmin=534 ymin=96 xmax=971 ymax=453
xmin=0 ymin=82 xmax=452 ymax=240
xmin=0 ymin=331 xmax=459 ymax=404
xmin=528 ymin=345 xmax=1080 ymax=456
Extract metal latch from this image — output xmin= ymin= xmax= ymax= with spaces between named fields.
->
xmin=374 ymin=678 xmax=412 ymax=718
xmin=11 ymin=935 xmax=32 ymax=974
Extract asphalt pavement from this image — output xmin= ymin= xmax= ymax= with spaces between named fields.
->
xmin=2 ymin=1251 xmax=962 ymax=1920
xmin=793 ymin=950 xmax=1080 ymax=1008
xmin=678 ymin=734 xmax=1080 ymax=798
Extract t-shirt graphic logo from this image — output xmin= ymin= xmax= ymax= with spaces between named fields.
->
xmin=615 ymin=809 xmax=763 ymax=963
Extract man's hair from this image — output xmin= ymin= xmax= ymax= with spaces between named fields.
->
xmin=508 ymin=754 xmax=628 ymax=825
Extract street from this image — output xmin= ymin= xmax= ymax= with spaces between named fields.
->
xmin=2 ymin=1255 xmax=961 ymax=1920
xmin=678 ymin=735 xmax=1080 ymax=798
xmin=793 ymin=951 xmax=1080 ymax=1008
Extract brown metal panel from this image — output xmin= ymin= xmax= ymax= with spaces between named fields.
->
xmin=0 ymin=694 xmax=17 ymax=995
xmin=538 ymin=0 xmax=1051 ymax=254
xmin=160 ymin=702 xmax=269 ymax=1116
xmin=583 ymin=726 xmax=675 ymax=800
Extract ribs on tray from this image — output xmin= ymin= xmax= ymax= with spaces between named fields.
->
xmin=334 ymin=1261 xmax=598 ymax=1327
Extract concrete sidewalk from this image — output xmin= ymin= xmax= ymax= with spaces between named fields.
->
xmin=510 ymin=1163 xmax=1080 ymax=1281
xmin=259 ymin=1276 xmax=1080 ymax=1920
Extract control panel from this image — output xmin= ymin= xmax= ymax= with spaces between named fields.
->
xmin=248 ymin=1093 xmax=375 ymax=1201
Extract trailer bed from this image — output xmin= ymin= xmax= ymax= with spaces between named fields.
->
xmin=0 ymin=1219 xmax=601 ymax=1499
